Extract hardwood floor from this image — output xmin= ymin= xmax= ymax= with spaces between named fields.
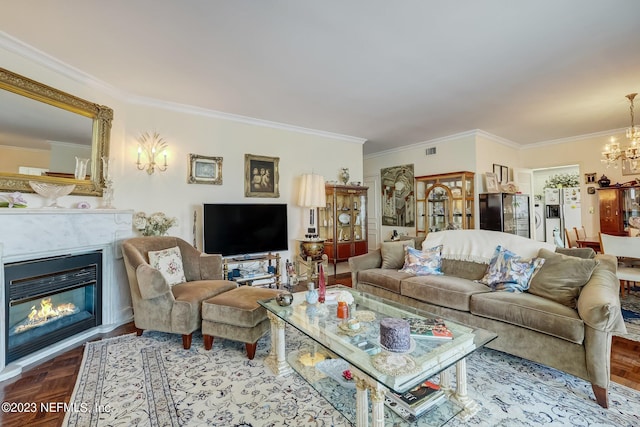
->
xmin=1 ymin=305 xmax=638 ymax=426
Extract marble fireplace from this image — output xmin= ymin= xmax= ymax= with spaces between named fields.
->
xmin=0 ymin=209 xmax=134 ymax=380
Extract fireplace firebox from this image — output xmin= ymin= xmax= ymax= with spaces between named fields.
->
xmin=4 ymin=251 xmax=102 ymax=364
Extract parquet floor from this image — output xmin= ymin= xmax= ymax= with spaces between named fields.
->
xmin=1 ymin=283 xmax=638 ymax=427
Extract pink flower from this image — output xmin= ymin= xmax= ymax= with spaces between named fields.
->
xmin=342 ymin=370 xmax=353 ymax=381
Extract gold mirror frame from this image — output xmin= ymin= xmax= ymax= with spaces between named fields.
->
xmin=0 ymin=68 xmax=112 ymax=196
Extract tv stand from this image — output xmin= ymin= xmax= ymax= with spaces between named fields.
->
xmin=223 ymin=252 xmax=281 ymax=288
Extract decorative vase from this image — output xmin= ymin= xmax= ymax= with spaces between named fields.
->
xmin=318 ymin=264 xmax=326 ymax=303
xmin=339 ymin=168 xmax=349 ymax=185
xmin=305 ymin=282 xmax=319 ymax=304
xmin=337 ymin=301 xmax=349 ymax=319
xmin=74 ymin=157 xmax=90 ymax=180
xmin=597 ymin=175 xmax=611 ymax=188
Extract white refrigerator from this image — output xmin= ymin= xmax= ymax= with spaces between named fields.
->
xmin=562 ymin=187 xmax=581 ymax=237
xmin=544 ymin=187 xmax=581 ymax=245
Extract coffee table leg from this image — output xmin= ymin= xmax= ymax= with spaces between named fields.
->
xmin=451 ymin=358 xmax=479 ymax=420
xmin=351 ymin=366 xmax=386 ymax=427
xmin=265 ymin=311 xmax=292 ymax=376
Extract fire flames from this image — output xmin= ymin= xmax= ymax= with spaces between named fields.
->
xmin=14 ymin=298 xmax=78 ymax=334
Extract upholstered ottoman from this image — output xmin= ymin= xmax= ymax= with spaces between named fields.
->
xmin=202 ymin=286 xmax=282 ymax=359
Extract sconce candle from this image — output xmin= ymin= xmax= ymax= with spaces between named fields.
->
xmin=137 ymin=131 xmax=169 ymax=174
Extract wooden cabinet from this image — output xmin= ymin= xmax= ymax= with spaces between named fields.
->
xmin=598 ymin=186 xmax=640 ymax=236
xmin=415 ymin=171 xmax=475 ymax=236
xmin=479 ymin=193 xmax=530 ymax=238
xmin=319 ymin=184 xmax=368 ymax=270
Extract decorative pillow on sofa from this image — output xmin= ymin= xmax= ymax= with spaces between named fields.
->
xmin=399 ymin=245 xmax=444 ymax=276
xmin=528 ymin=248 xmax=598 ymax=308
xmin=477 ymin=245 xmax=545 ymax=292
xmin=148 ymin=246 xmax=187 ymax=286
xmin=380 ymin=240 xmax=415 ymax=269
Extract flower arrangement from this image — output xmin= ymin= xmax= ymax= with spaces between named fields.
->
xmin=0 ymin=192 xmax=27 ymax=208
xmin=342 ymin=369 xmax=353 ymax=381
xmin=543 ymin=173 xmax=580 ymax=189
xmin=336 ymin=290 xmax=354 ymax=305
xmin=133 ymin=211 xmax=177 ymax=236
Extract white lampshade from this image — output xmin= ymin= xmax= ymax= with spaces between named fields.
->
xmin=298 ymin=173 xmax=326 ymax=207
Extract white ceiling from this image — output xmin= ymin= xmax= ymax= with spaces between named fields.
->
xmin=2 ymin=1 xmax=640 ymax=155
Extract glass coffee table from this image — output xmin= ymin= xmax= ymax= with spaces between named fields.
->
xmin=259 ymin=286 xmax=497 ymax=426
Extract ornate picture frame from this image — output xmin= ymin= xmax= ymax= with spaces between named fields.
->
xmin=187 ymin=153 xmax=222 ymax=185
xmin=244 ymin=154 xmax=280 ymax=197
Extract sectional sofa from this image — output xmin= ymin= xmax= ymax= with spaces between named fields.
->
xmin=348 ymin=230 xmax=626 ymax=408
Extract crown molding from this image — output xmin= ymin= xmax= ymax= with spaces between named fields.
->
xmin=521 ymin=128 xmax=627 ymax=149
xmin=1 ymin=31 xmax=366 ymax=144
xmin=128 ymin=94 xmax=366 ymax=144
xmin=364 ymin=129 xmax=519 ymax=160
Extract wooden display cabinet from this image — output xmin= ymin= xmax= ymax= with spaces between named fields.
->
xmin=415 ymin=171 xmax=475 ymax=236
xmin=318 ymin=184 xmax=368 ymax=273
xmin=597 ymin=186 xmax=640 ymax=236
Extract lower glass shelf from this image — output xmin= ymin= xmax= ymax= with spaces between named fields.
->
xmin=287 ymin=339 xmax=462 ymax=426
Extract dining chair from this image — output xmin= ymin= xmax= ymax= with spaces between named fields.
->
xmin=574 ymin=226 xmax=587 ymax=241
xmin=598 ymin=232 xmax=640 ymax=297
xmin=564 ymin=228 xmax=578 ymax=248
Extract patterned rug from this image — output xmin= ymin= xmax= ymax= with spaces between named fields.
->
xmin=618 ymin=288 xmax=640 ymax=342
xmin=62 ymin=328 xmax=640 ymax=427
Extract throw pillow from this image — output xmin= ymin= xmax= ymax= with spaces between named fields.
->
xmin=528 ymin=248 xmax=598 ymax=308
xmin=477 ymin=245 xmax=545 ymax=292
xmin=148 ymin=246 xmax=187 ymax=286
xmin=399 ymin=245 xmax=444 ymax=276
xmin=380 ymin=240 xmax=415 ymax=269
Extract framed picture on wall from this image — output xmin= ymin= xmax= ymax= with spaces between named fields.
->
xmin=187 ymin=153 xmax=223 ymax=184
xmin=244 ymin=154 xmax=280 ymax=197
xmin=493 ymin=164 xmax=509 ymax=184
xmin=485 ymin=172 xmax=500 ymax=193
xmin=622 ymin=159 xmax=639 ymax=176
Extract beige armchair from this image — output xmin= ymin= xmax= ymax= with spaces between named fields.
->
xmin=122 ymin=236 xmax=237 ymax=349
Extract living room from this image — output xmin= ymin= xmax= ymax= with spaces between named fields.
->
xmin=1 ymin=2 xmax=640 ymax=426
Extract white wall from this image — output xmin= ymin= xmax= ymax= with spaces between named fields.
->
xmin=364 ymin=132 xmax=477 ymax=241
xmin=1 ymin=44 xmax=365 ymax=263
xmin=519 ymin=131 xmax=631 ymax=236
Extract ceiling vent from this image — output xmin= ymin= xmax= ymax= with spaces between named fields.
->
xmin=425 ymin=147 xmax=437 ymax=156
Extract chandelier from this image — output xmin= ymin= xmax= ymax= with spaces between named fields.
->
xmin=601 ymin=93 xmax=640 ymax=171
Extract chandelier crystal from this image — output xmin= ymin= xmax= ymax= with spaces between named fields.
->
xmin=602 ymin=93 xmax=640 ymax=172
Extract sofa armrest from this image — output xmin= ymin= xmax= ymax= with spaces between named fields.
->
xmin=136 ymin=264 xmax=172 ymax=300
xmin=199 ymin=253 xmax=223 ymax=280
xmin=348 ymin=250 xmax=382 ymax=287
xmin=577 ymin=259 xmax=626 ymax=334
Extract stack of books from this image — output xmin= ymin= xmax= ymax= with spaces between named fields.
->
xmin=385 ymin=380 xmax=446 ymax=420
xmin=403 ymin=317 xmax=454 ymax=340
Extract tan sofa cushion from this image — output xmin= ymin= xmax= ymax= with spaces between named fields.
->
xmin=470 ymin=291 xmax=584 ymax=343
xmin=400 ymin=275 xmax=490 ymax=312
xmin=528 ymin=248 xmax=598 ymax=309
xmin=380 ymin=240 xmax=414 ymax=269
xmin=358 ymin=269 xmax=414 ymax=294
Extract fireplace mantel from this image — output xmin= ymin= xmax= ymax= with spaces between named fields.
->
xmin=0 ymin=209 xmax=134 ymax=380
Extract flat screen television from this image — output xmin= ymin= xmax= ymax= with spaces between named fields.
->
xmin=203 ymin=203 xmax=289 ymax=256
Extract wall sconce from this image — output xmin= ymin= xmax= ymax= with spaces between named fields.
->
xmin=137 ymin=131 xmax=168 ymax=174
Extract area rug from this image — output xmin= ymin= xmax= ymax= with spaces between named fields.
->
xmin=63 ymin=328 xmax=640 ymax=427
xmin=617 ymin=289 xmax=640 ymax=342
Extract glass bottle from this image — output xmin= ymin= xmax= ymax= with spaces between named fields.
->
xmin=318 ymin=264 xmax=326 ymax=303
xmin=337 ymin=301 xmax=349 ymax=319
xmin=305 ymin=282 xmax=318 ymax=304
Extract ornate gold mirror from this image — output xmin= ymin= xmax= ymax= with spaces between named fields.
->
xmin=0 ymin=68 xmax=112 ymax=196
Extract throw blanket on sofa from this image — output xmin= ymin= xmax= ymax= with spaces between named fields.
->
xmin=423 ymin=230 xmax=556 ymax=264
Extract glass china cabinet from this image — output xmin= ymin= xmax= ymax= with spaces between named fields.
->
xmin=479 ymin=193 xmax=530 ymax=238
xmin=415 ymin=172 xmax=475 ymax=236
xmin=319 ymin=184 xmax=368 ymax=273
xmin=597 ymin=185 xmax=640 ymax=235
